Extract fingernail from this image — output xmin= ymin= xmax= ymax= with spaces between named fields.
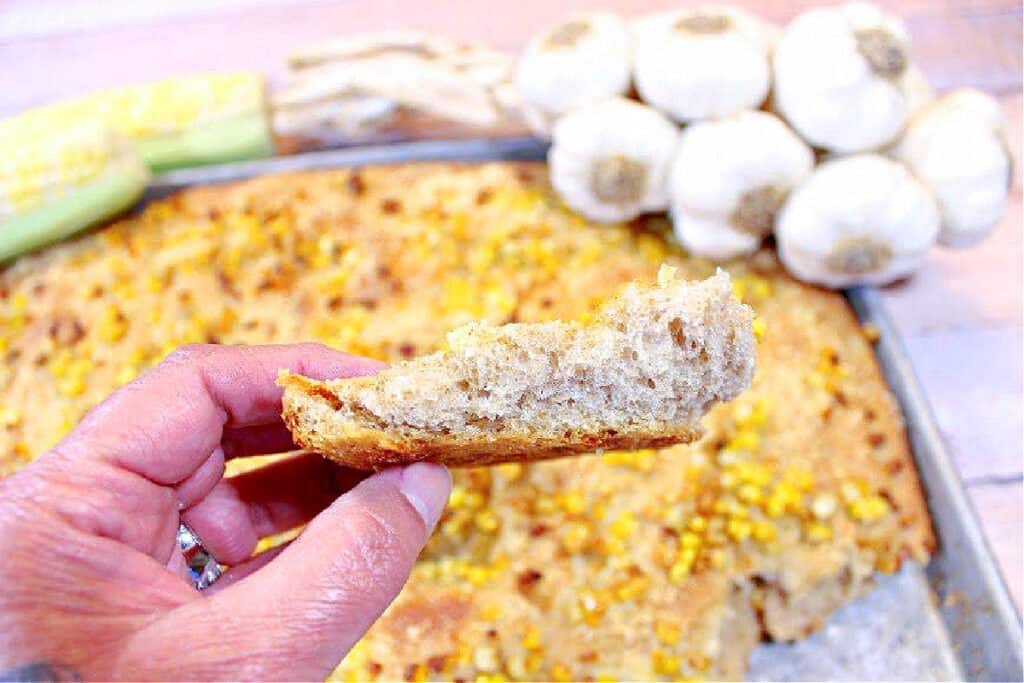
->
xmin=396 ymin=463 xmax=451 ymax=532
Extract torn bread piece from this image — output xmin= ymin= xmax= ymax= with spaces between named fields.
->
xmin=279 ymin=267 xmax=756 ymax=469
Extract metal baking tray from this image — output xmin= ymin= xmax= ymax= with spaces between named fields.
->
xmin=148 ymin=138 xmax=1023 ymax=682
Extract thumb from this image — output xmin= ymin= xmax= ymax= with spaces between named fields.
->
xmin=143 ymin=463 xmax=450 ymax=681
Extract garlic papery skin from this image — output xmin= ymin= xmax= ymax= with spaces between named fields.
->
xmin=772 ymin=3 xmax=921 ymax=153
xmin=549 ymin=98 xmax=679 ymax=223
xmin=669 ymin=111 xmax=813 ymax=260
xmin=633 ymin=6 xmax=771 ymax=122
xmin=893 ymin=88 xmax=1012 ymax=248
xmin=776 ymin=154 xmax=940 ymax=288
xmin=515 ymin=12 xmax=631 ymax=137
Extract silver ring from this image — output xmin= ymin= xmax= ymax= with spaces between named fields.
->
xmin=177 ymin=523 xmax=223 ymax=590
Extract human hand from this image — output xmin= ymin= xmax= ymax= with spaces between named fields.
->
xmin=0 ymin=344 xmax=451 ymax=681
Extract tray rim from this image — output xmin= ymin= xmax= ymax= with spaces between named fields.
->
xmin=150 ymin=136 xmax=1022 ymax=680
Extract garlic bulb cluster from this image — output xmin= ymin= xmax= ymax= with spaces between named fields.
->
xmin=633 ymin=7 xmax=773 ymax=122
xmin=893 ymin=89 xmax=1012 ymax=248
xmin=515 ymin=13 xmax=631 ymax=137
xmin=670 ymin=111 xmax=813 ymax=259
xmin=773 ymin=3 xmax=920 ymax=153
xmin=549 ymin=98 xmax=679 ymax=223
xmin=515 ymin=3 xmax=1011 ymax=288
xmin=776 ymin=155 xmax=939 ymax=288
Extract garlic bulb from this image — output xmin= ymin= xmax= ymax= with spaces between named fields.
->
xmin=893 ymin=88 xmax=1012 ymax=248
xmin=773 ymin=3 xmax=923 ymax=153
xmin=633 ymin=6 xmax=772 ymax=122
xmin=516 ymin=13 xmax=631 ymax=137
xmin=669 ymin=111 xmax=814 ymax=260
xmin=549 ymin=98 xmax=679 ymax=223
xmin=776 ymin=154 xmax=940 ymax=288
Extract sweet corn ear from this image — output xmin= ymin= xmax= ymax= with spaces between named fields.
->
xmin=0 ymin=119 xmax=149 ymax=261
xmin=11 ymin=72 xmax=273 ymax=171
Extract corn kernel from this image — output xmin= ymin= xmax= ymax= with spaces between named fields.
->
xmin=752 ymin=520 xmax=777 ymax=543
xmin=737 ymin=483 xmax=763 ymax=505
xmin=805 ymin=522 xmax=833 ymax=543
xmin=410 ymin=664 xmax=428 ymax=683
xmin=561 ymin=521 xmax=590 ymax=554
xmin=726 ymin=518 xmax=752 ymax=542
xmin=752 ymin=316 xmax=767 ymax=341
xmin=687 ymin=516 xmax=708 ymax=533
xmin=680 ymin=532 xmax=702 ymax=550
xmin=850 ymin=495 xmax=890 ymax=522
xmin=615 ymin=576 xmax=649 ymax=602
xmin=495 ymin=462 xmax=523 ymax=481
xmin=521 ymin=651 xmax=543 ymax=674
xmin=475 ymin=510 xmax=501 ymax=533
xmin=550 ymin=663 xmax=572 ymax=682
xmin=561 ymin=490 xmax=586 ymax=515
xmin=655 ymin=620 xmax=682 ymax=646
xmin=652 ymin=650 xmax=680 ymax=676
xmin=521 ymin=625 xmax=542 ymax=650
xmin=609 ymin=511 xmax=638 ymax=539
xmin=480 ymin=604 xmax=502 ymax=621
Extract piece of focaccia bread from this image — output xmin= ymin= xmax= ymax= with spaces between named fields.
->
xmin=279 ymin=268 xmax=756 ymax=469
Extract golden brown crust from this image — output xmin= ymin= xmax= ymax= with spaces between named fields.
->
xmin=280 ymin=370 xmax=701 ymax=469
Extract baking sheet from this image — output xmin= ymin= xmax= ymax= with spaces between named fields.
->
xmin=148 ymin=137 xmax=1023 ymax=682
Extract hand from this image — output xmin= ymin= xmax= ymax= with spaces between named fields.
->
xmin=0 ymin=344 xmax=451 ymax=681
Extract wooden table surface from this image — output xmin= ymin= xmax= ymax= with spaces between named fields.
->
xmin=1 ymin=0 xmax=1021 ymax=606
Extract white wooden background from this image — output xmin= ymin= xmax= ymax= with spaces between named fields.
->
xmin=1 ymin=0 xmax=1020 ymax=607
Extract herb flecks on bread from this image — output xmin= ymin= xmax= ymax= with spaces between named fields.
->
xmin=279 ymin=268 xmax=756 ymax=469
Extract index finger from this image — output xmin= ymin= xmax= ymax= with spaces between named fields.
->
xmin=61 ymin=343 xmax=383 ymax=486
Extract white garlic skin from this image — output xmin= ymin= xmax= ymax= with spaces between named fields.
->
xmin=773 ymin=2 xmax=919 ymax=153
xmin=893 ymin=88 xmax=1011 ymax=248
xmin=669 ymin=111 xmax=814 ymax=260
xmin=776 ymin=154 xmax=940 ymax=288
xmin=632 ymin=6 xmax=771 ymax=122
xmin=549 ymin=97 xmax=679 ymax=223
xmin=516 ymin=12 xmax=631 ymax=137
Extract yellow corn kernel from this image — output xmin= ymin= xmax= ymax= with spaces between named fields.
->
xmin=615 ymin=575 xmax=650 ymax=602
xmin=550 ymin=663 xmax=572 ymax=682
xmin=655 ymin=620 xmax=682 ymax=646
xmin=521 ymin=625 xmax=542 ymax=651
xmin=727 ymin=429 xmax=760 ymax=453
xmin=726 ymin=518 xmax=752 ymax=542
xmin=737 ymin=483 xmax=763 ymax=505
xmin=495 ymin=462 xmax=523 ymax=481
xmin=751 ymin=520 xmax=777 ymax=544
xmin=687 ymin=516 xmax=708 ymax=533
xmin=466 ymin=566 xmax=490 ymax=587
xmin=752 ymin=316 xmax=767 ymax=342
xmin=475 ymin=510 xmax=501 ymax=533
xmin=680 ymin=532 xmax=702 ymax=550
xmin=561 ymin=521 xmax=591 ymax=554
xmin=805 ymin=521 xmax=833 ymax=543
xmin=850 ymin=495 xmax=890 ymax=522
xmin=409 ymin=664 xmax=428 ymax=683
xmin=448 ymin=485 xmax=467 ymax=509
xmin=652 ymin=650 xmax=681 ymax=676
xmin=609 ymin=511 xmax=638 ymax=539
xmin=561 ymin=490 xmax=586 ymax=515
xmin=480 ymin=604 xmax=501 ymax=621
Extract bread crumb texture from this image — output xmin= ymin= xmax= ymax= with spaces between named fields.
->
xmin=0 ymin=162 xmax=934 ymax=681
xmin=279 ymin=269 xmax=755 ymax=468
